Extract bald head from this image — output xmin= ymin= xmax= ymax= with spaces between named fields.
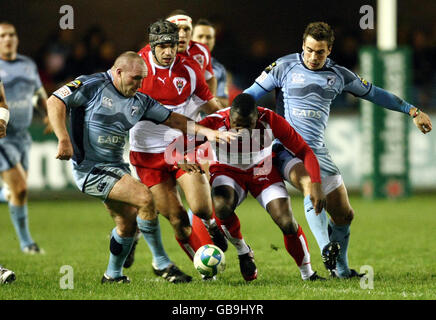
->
xmin=111 ymin=51 xmax=147 ymax=97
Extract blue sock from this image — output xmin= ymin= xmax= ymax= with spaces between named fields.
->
xmin=106 ymin=228 xmax=134 ymax=279
xmin=328 ymin=220 xmax=351 ymax=277
xmin=304 ymin=195 xmax=330 ymax=253
xmin=0 ymin=188 xmax=8 ymax=203
xmin=136 ymin=216 xmax=171 ymax=270
xmin=9 ymin=204 xmax=34 ymax=249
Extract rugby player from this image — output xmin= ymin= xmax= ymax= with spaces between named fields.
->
xmin=127 ymin=20 xmax=227 ymax=281
xmin=166 ymin=10 xmax=217 ymax=96
xmin=47 ymin=51 xmax=235 ymax=283
xmin=244 ymin=22 xmax=432 ymax=278
xmin=168 ymin=93 xmax=326 ymax=281
xmin=0 ymin=22 xmax=49 ymax=254
xmin=193 ymin=18 xmax=229 ymax=107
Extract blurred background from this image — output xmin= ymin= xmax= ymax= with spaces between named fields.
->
xmin=0 ymin=0 xmax=435 ymax=196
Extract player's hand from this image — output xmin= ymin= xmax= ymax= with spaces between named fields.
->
xmin=56 ymin=139 xmax=74 ymax=160
xmin=177 ymin=162 xmax=204 ymax=174
xmin=205 ymin=129 xmax=238 ymax=144
xmin=310 ymin=182 xmax=326 ymax=215
xmin=42 ymin=116 xmax=54 ymax=135
xmin=0 ymin=120 xmax=6 ymax=138
xmin=413 ymin=111 xmax=432 ymax=134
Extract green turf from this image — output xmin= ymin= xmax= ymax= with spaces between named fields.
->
xmin=0 ymin=194 xmax=435 ymax=300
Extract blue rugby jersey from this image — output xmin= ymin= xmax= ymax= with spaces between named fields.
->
xmin=212 ymin=57 xmax=228 ymax=99
xmin=246 ymin=52 xmax=414 ymax=150
xmin=250 ymin=53 xmax=371 ymax=149
xmin=0 ymin=54 xmax=42 ymax=134
xmin=52 ymin=70 xmax=171 ymax=168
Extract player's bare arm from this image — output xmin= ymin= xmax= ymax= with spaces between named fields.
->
xmin=200 ymin=97 xmax=224 ymax=114
xmin=46 ymin=95 xmax=74 ymax=160
xmin=163 ymin=111 xmax=237 ymax=144
xmin=206 ymin=76 xmax=217 ymax=96
xmin=34 ymin=87 xmax=52 ymax=134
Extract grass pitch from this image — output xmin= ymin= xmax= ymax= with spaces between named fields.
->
xmin=0 ymin=194 xmax=435 ymax=300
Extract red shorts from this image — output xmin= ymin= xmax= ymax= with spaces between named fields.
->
xmin=209 ymin=164 xmax=288 ymax=209
xmin=130 ymin=151 xmax=187 ymax=187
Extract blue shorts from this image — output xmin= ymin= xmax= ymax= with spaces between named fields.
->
xmin=273 ymin=140 xmax=341 ymax=179
xmin=73 ymin=162 xmax=131 ymax=201
xmin=0 ymin=131 xmax=32 ymax=172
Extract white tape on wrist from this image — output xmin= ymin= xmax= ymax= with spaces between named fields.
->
xmin=0 ymin=107 xmax=10 ymax=124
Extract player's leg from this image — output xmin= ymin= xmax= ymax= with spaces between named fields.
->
xmin=211 ymin=176 xmax=257 ymax=281
xmin=325 ymin=182 xmax=361 ymax=278
xmin=274 ymin=142 xmax=331 ymax=253
xmin=102 ymin=198 xmax=137 ymax=283
xmin=177 ymin=171 xmax=227 ymax=251
xmin=150 ymin=178 xmax=203 ymax=261
xmin=1 ymin=164 xmax=39 ymax=253
xmin=264 ymin=194 xmax=322 ymax=280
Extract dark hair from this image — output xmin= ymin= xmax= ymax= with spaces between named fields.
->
xmin=148 ymin=20 xmax=179 ymax=49
xmin=195 ymin=18 xmax=214 ymax=28
xmin=231 ymin=93 xmax=256 ymax=117
xmin=303 ymin=22 xmax=335 ymax=48
xmin=0 ymin=21 xmax=15 ymax=28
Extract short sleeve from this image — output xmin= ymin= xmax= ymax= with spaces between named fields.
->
xmin=52 ymin=78 xmax=88 ymax=108
xmin=254 ymin=60 xmax=283 ymax=92
xmin=139 ymin=95 xmax=172 ymax=124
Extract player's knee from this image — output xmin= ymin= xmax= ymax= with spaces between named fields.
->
xmin=136 ymin=189 xmax=154 ymax=211
xmin=344 ymin=208 xmax=354 ymax=224
xmin=11 ymin=183 xmax=28 ymax=202
xmin=169 ymin=214 xmax=190 ymax=239
xmin=189 ymin=202 xmax=212 ymax=220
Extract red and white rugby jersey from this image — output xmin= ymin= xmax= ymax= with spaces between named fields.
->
xmin=129 ymin=45 xmax=214 ymax=153
xmin=195 ymin=107 xmax=321 ymax=183
xmin=179 ymin=40 xmax=214 ymax=81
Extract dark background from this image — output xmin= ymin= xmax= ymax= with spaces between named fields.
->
xmin=1 ymin=0 xmax=435 ymax=109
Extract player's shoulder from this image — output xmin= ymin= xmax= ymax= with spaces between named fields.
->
xmin=138 ymin=45 xmax=151 ymax=59
xmin=177 ymin=55 xmax=203 ymax=74
xmin=328 ymin=60 xmax=360 ymax=84
xmin=190 ymin=41 xmax=211 ymax=56
xmin=212 ymin=57 xmax=226 ymax=71
xmin=264 ymin=53 xmax=301 ymax=75
xmin=257 ymin=106 xmax=276 ymax=119
xmin=15 ymin=54 xmax=36 ymax=65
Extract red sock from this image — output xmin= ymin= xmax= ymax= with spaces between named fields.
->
xmin=214 ymin=212 xmax=243 ymax=240
xmin=191 ymin=214 xmax=213 ymax=245
xmin=283 ymin=225 xmax=311 ymax=267
xmin=176 ymin=228 xmax=204 ymax=261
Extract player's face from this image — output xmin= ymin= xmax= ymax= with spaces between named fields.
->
xmin=154 ymin=43 xmax=177 ymax=67
xmin=302 ymin=36 xmax=331 ymax=70
xmin=117 ymin=63 xmax=147 ymax=97
xmin=192 ymin=25 xmax=215 ymax=51
xmin=0 ymin=24 xmax=19 ymax=60
xmin=177 ymin=24 xmax=192 ymax=53
xmin=229 ymin=110 xmax=258 ymax=133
